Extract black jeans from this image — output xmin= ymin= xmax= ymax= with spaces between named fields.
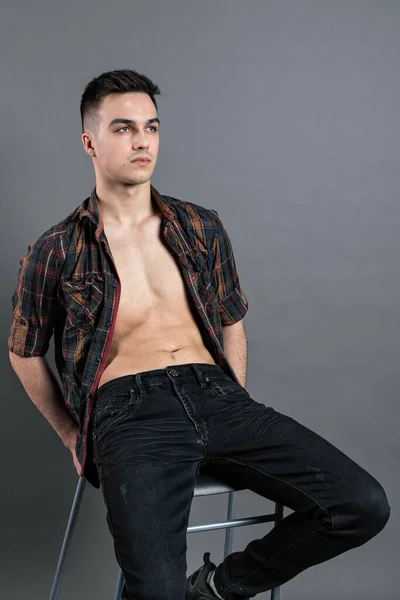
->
xmin=91 ymin=363 xmax=390 ymax=600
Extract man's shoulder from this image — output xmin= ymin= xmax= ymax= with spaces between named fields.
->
xmin=161 ymin=192 xmax=219 ymax=224
xmin=26 ymin=204 xmax=83 ymax=259
xmin=159 ymin=191 xmax=221 ymax=257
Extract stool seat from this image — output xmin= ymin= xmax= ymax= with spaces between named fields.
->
xmin=194 ymin=471 xmax=245 ymax=496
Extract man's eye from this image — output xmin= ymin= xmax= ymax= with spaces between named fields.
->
xmin=116 ymin=126 xmax=158 ymax=133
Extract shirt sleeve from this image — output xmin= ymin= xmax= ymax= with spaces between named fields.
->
xmin=211 ymin=210 xmax=249 ymax=325
xmin=8 ymin=234 xmax=60 ymax=357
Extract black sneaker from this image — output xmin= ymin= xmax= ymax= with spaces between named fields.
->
xmin=186 ymin=552 xmax=220 ymax=600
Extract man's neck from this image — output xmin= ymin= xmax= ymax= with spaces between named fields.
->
xmin=95 ymin=180 xmax=157 ymax=228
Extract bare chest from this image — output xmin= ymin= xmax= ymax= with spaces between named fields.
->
xmin=104 ymin=218 xmax=190 ymax=322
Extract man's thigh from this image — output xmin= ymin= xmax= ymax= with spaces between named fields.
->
xmin=97 ymin=456 xmax=199 ymax=599
xmin=202 ymin=373 xmax=385 ymax=520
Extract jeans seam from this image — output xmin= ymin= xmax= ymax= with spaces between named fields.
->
xmin=223 ymin=456 xmax=334 ymax=515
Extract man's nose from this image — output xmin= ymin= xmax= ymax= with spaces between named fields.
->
xmin=132 ymin=130 xmax=149 ymax=149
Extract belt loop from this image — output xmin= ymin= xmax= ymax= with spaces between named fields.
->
xmin=135 ymin=372 xmax=147 ymax=396
xmin=191 ymin=363 xmax=207 ymax=388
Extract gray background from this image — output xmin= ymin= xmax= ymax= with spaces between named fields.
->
xmin=1 ymin=1 xmax=398 ymax=599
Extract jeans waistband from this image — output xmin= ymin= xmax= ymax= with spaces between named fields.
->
xmin=96 ymin=362 xmax=225 ymax=403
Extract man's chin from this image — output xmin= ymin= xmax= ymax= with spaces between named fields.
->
xmin=117 ymin=174 xmax=153 ymax=186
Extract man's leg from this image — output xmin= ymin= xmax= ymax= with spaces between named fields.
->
xmin=91 ymin=371 xmax=205 ymax=600
xmin=190 ymin=368 xmax=391 ymax=600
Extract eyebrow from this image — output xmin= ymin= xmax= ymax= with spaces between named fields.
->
xmin=108 ymin=117 xmax=160 ymax=128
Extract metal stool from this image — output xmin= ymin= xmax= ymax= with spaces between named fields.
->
xmin=49 ymin=472 xmax=284 ymax=600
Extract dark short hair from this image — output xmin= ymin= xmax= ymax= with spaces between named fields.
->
xmin=80 ymin=69 xmax=161 ymax=133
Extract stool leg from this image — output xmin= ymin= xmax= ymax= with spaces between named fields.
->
xmin=270 ymin=585 xmax=280 ymax=600
xmin=223 ymin=491 xmax=237 ymax=558
xmin=48 ymin=476 xmax=86 ymax=600
xmin=114 ymin=569 xmax=125 ymax=600
xmin=270 ymin=503 xmax=284 ymax=600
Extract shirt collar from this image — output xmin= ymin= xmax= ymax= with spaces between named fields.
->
xmin=76 ymin=184 xmax=176 ymax=234
xmin=74 ymin=184 xmax=207 ymax=270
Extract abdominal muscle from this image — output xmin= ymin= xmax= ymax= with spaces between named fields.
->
xmin=98 ymin=315 xmax=216 ymax=389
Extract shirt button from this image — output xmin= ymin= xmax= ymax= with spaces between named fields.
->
xmin=112 ymin=281 xmax=118 ymax=288
xmin=96 ymin=356 xmax=101 ymax=362
xmin=106 ymin=321 xmax=112 ymax=327
xmin=82 ymin=292 xmax=89 ymax=299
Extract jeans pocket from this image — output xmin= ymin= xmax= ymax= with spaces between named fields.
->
xmin=208 ymin=380 xmax=227 ymax=397
xmin=93 ymin=388 xmax=142 ymax=441
xmin=207 ymin=376 xmax=250 ymax=399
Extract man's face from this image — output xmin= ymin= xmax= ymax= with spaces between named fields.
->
xmin=83 ymin=92 xmax=159 ymax=185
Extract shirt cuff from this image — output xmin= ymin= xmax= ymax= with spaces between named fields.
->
xmin=218 ymin=286 xmax=249 ymax=325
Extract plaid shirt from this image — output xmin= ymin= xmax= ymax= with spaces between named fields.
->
xmin=8 ymin=184 xmax=248 ymax=487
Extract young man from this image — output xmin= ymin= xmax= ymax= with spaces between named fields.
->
xmin=8 ymin=69 xmax=390 ymax=600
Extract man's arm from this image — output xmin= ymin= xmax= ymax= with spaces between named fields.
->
xmin=211 ymin=209 xmax=249 ymax=386
xmin=9 ymin=352 xmax=77 ymax=449
xmin=222 ymin=320 xmax=248 ymax=388
xmin=8 ymin=235 xmax=82 ymax=475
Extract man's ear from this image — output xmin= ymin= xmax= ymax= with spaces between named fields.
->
xmin=81 ymin=133 xmax=97 ymax=158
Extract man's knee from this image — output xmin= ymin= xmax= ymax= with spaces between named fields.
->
xmin=362 ymin=479 xmax=391 ymax=535
xmin=344 ymin=477 xmax=391 ymax=543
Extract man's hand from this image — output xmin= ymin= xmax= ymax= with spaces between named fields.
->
xmin=63 ymin=424 xmax=83 ymax=476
